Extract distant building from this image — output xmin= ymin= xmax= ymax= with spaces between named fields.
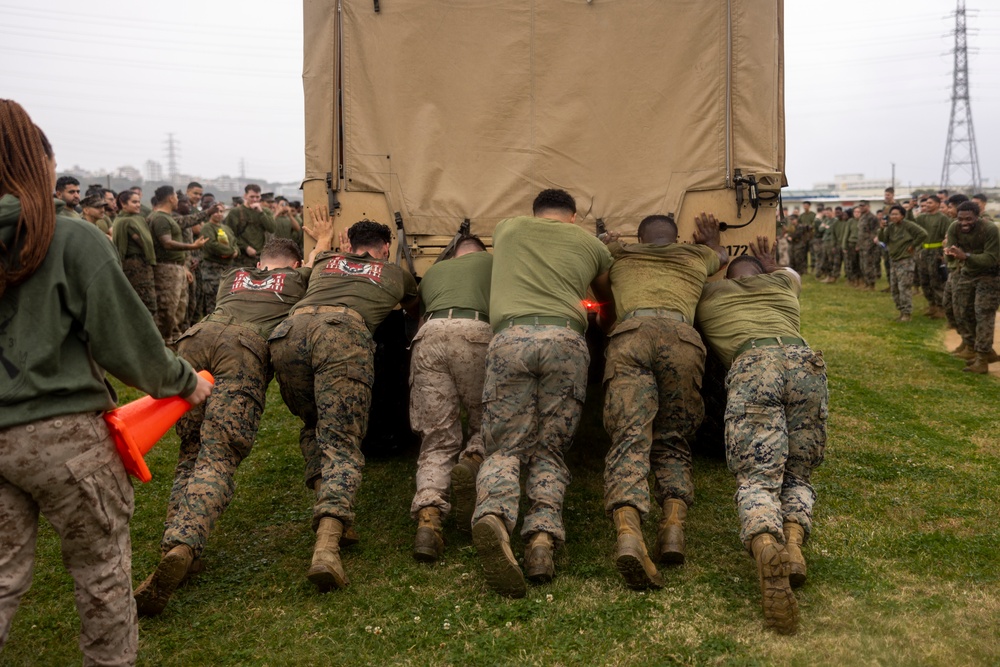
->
xmin=116 ymin=165 xmax=143 ymax=182
xmin=145 ymin=160 xmax=164 ymax=182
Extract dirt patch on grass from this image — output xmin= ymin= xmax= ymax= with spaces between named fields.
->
xmin=942 ymin=315 xmax=1000 ymax=377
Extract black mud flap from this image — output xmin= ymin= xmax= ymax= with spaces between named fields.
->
xmin=362 ymin=309 xmax=419 ymax=458
xmin=692 ymin=348 xmax=727 ymax=459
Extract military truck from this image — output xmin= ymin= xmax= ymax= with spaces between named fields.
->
xmin=300 ymin=0 xmax=786 ymax=451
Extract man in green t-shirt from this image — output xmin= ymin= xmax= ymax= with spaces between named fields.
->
xmin=877 ymin=205 xmax=928 ymax=321
xmin=472 ymin=189 xmax=614 ymax=598
xmin=409 ymin=236 xmax=493 ymax=562
xmin=270 ymin=210 xmax=418 ymax=592
xmin=601 ymin=212 xmax=727 ymax=591
xmin=149 ymin=185 xmax=208 ymax=343
xmin=857 ymin=201 xmax=880 ymax=290
xmin=942 ymin=194 xmax=971 ymax=333
xmin=696 ymin=236 xmax=828 ymax=636
xmin=134 ymin=227 xmax=329 ymax=617
xmin=945 ymin=201 xmax=1000 ymax=373
xmin=914 ymin=195 xmax=950 ymax=318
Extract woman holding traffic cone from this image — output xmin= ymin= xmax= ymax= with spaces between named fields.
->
xmin=0 ymin=100 xmax=212 ymax=667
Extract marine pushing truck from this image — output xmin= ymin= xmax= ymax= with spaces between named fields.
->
xmin=300 ymin=0 xmax=786 ymax=450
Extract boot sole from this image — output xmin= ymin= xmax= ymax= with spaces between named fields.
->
xmin=307 ymin=563 xmax=348 ymax=592
xmin=134 ymin=549 xmax=192 ymax=617
xmin=758 ymin=545 xmax=799 ymax=635
xmin=616 ymin=550 xmax=664 ymax=590
xmin=657 ymin=549 xmax=685 ymax=566
xmin=525 ymin=549 xmax=555 ymax=584
xmin=413 ymin=526 xmax=444 ymax=563
xmin=450 ymin=463 xmax=477 ymax=534
xmin=472 ymin=518 xmax=526 ymax=598
xmin=789 ymin=567 xmax=807 ymax=588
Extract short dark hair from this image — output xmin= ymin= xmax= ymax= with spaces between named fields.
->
xmin=129 ymin=186 xmax=142 ymax=193
xmin=835 ymin=206 xmax=843 ymax=212
xmin=803 ymin=200 xmax=811 ymax=206
xmin=726 ymin=255 xmax=765 ymax=278
xmin=153 ymin=185 xmax=175 ymax=203
xmin=348 ymin=219 xmax=392 ymax=249
xmin=186 ymin=181 xmax=203 ymax=191
xmin=261 ymin=237 xmax=303 ymax=263
xmin=859 ymin=200 xmax=870 ymax=206
xmin=244 ymin=183 xmax=261 ymax=194
xmin=637 ymin=214 xmax=677 ymax=242
xmin=957 ymin=201 xmax=980 ymax=216
xmin=889 ymin=205 xmax=906 ymax=216
xmin=55 ymin=175 xmax=79 ymax=192
xmin=973 ymin=193 xmax=987 ymax=203
xmin=117 ymin=190 xmax=139 ymax=208
xmin=456 ymin=235 xmax=487 ymax=252
xmin=947 ymin=194 xmax=970 ymax=207
xmin=532 ymin=189 xmax=576 ymax=217
xmin=202 ymin=192 xmax=215 ymax=200
xmin=884 ymin=187 xmax=894 ymax=194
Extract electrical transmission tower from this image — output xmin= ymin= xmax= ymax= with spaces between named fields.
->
xmin=165 ymin=133 xmax=180 ymax=184
xmin=940 ymin=0 xmax=981 ymax=192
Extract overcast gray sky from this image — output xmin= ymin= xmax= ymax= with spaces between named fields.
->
xmin=2 ymin=1 xmax=997 ymax=190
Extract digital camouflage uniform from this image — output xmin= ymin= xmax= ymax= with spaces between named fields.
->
xmin=877 ymin=219 xmax=927 ymax=317
xmin=472 ymin=215 xmax=612 ymax=546
xmin=842 ymin=216 xmax=860 ymax=283
xmin=112 ymin=212 xmax=158 ymax=316
xmin=149 ymin=210 xmax=191 ymax=342
xmin=947 ymin=219 xmax=1000 ymax=354
xmin=409 ymin=250 xmax=493 ymax=520
xmin=857 ymin=212 xmax=880 ymax=287
xmin=788 ymin=222 xmax=811 ymax=275
xmin=198 ymin=221 xmax=239 ymax=316
xmin=161 ymin=267 xmax=309 ymax=558
xmin=601 ymin=241 xmax=720 ymax=519
xmin=270 ymin=251 xmax=417 ymax=529
xmin=696 ymin=269 xmax=827 ymax=550
xmin=915 ymin=211 xmax=951 ymax=308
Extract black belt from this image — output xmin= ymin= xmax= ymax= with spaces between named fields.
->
xmin=496 ymin=316 xmax=586 ymax=336
xmin=620 ymin=308 xmax=686 ymax=324
xmin=734 ymin=336 xmax=807 ymax=359
xmin=426 ymin=308 xmax=488 ymax=322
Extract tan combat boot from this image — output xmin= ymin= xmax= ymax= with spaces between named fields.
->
xmin=413 ymin=507 xmax=445 ymax=562
xmin=450 ymin=452 xmax=483 ymax=533
xmin=472 ymin=514 xmax=526 ymax=598
xmin=524 ymin=531 xmax=555 ymax=584
xmin=751 ymin=533 xmax=799 ymax=635
xmin=656 ymin=499 xmax=687 ymax=565
xmin=613 ymin=506 xmax=664 ymax=590
xmin=134 ymin=543 xmax=194 ymax=616
xmin=951 ymin=342 xmax=974 ymax=359
xmin=307 ymin=517 xmax=349 ymax=592
xmin=928 ymin=305 xmax=945 ymax=320
xmin=782 ymin=522 xmax=807 ymax=587
xmin=963 ymin=354 xmax=990 ymax=374
xmin=314 ymin=479 xmax=359 ymax=546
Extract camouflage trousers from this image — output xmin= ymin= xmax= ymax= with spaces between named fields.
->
xmin=951 ymin=272 xmax=1000 ymax=354
xmin=184 ymin=261 xmax=201 ymax=330
xmin=843 ymin=247 xmax=860 ymax=281
xmin=916 ymin=248 xmax=945 ymax=307
xmin=603 ymin=317 xmax=706 ymax=519
xmin=270 ymin=310 xmax=374 ymax=530
xmin=810 ymin=239 xmax=825 ymax=275
xmin=199 ymin=261 xmax=233 ymax=317
xmin=409 ymin=317 xmax=491 ymax=519
xmin=943 ymin=272 xmax=958 ymax=329
xmin=473 ymin=325 xmax=589 ymax=546
xmin=821 ymin=243 xmax=842 ymax=279
xmin=0 ymin=413 xmax=136 ymax=666
xmin=889 ymin=256 xmax=915 ymax=316
xmin=859 ymin=242 xmax=879 ymax=287
xmin=725 ymin=345 xmax=827 ymax=550
xmin=153 ymin=262 xmax=189 ymax=343
xmin=790 ymin=242 xmax=809 ymax=275
xmin=122 ymin=256 xmax=157 ymax=317
xmin=163 ymin=321 xmax=269 ymax=557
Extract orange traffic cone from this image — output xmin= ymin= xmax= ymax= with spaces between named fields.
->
xmin=104 ymin=370 xmax=214 ymax=483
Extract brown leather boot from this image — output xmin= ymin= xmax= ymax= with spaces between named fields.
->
xmin=413 ymin=507 xmax=445 ymax=562
xmin=472 ymin=514 xmax=526 ymax=598
xmin=782 ymin=522 xmax=807 ymax=587
xmin=134 ymin=544 xmax=194 ymax=616
xmin=314 ymin=480 xmax=359 ymax=547
xmin=951 ymin=342 xmax=974 ymax=359
xmin=450 ymin=453 xmax=483 ymax=533
xmin=307 ymin=517 xmax=349 ymax=592
xmin=656 ymin=499 xmax=687 ymax=565
xmin=524 ymin=531 xmax=555 ymax=583
xmin=963 ymin=354 xmax=990 ymax=374
xmin=613 ymin=506 xmax=664 ymax=590
xmin=928 ymin=305 xmax=945 ymax=320
xmin=751 ymin=533 xmax=799 ymax=635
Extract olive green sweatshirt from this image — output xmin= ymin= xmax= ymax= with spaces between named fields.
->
xmin=946 ymin=218 xmax=1000 ymax=278
xmin=0 ymin=194 xmax=198 ymax=429
xmin=877 ymin=219 xmax=928 ymax=261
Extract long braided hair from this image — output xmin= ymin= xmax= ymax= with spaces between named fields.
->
xmin=0 ymin=100 xmax=56 ymax=298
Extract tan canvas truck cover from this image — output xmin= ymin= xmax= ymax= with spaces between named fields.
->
xmin=303 ymin=0 xmax=785 ymax=268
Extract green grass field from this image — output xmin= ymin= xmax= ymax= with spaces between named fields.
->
xmin=3 ymin=274 xmax=1000 ymax=666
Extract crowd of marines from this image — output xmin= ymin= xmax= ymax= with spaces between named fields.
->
xmin=779 ymin=188 xmax=999 ymax=372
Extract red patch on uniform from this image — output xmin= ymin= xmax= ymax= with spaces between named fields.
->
xmin=230 ymin=270 xmax=286 ymax=293
xmin=321 ymin=255 xmax=384 ymax=284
